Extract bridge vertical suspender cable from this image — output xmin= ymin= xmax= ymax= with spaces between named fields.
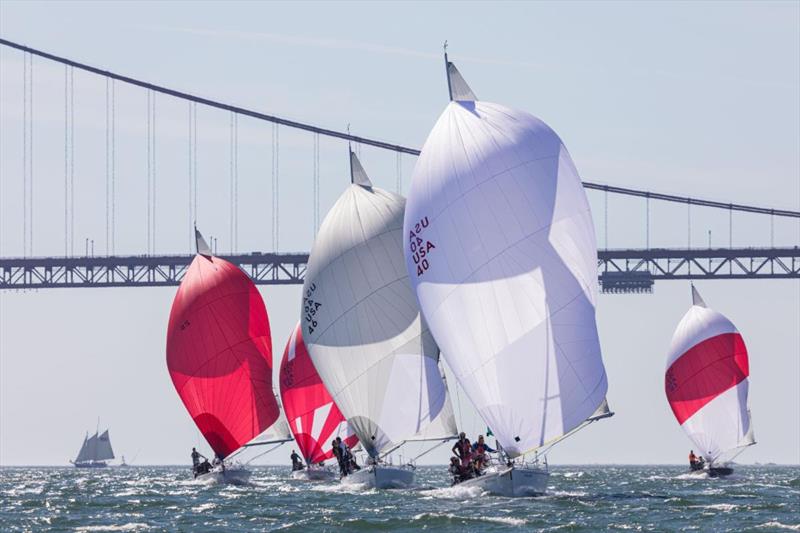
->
xmin=146 ymin=90 xmax=151 ymax=255
xmin=111 ymin=79 xmax=116 ymax=256
xmin=22 ymin=52 xmax=27 ymax=258
xmin=235 ymin=113 xmax=239 ymax=252
xmin=64 ymin=65 xmax=68 ymax=257
xmin=188 ymin=102 xmax=192 ymax=252
xmin=152 ymin=92 xmax=157 ymax=255
xmin=229 ymin=112 xmax=234 ymax=253
xmin=70 ymin=67 xmax=75 ymax=257
xmin=105 ymin=77 xmax=110 ymax=255
xmin=29 ymin=52 xmax=34 ymax=257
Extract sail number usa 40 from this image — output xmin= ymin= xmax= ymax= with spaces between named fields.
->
xmin=304 ymin=283 xmax=323 ymax=335
xmin=408 ymin=217 xmax=436 ymax=277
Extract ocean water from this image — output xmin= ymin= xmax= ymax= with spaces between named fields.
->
xmin=1 ymin=465 xmax=798 ymax=532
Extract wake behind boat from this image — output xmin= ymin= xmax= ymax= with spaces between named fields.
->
xmin=666 ymin=285 xmax=755 ymax=478
xmin=71 ymin=428 xmax=114 ymax=468
xmin=403 ymin=52 xmax=613 ymax=497
xmin=166 ymin=229 xmax=292 ymax=484
xmin=302 ymin=150 xmax=458 ymax=490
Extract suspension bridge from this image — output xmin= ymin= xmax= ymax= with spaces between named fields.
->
xmin=1 ymin=38 xmax=798 ymax=293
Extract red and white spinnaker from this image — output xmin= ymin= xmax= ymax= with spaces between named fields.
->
xmin=664 ymin=286 xmax=755 ymax=465
xmin=166 ymin=230 xmax=283 ymax=460
xmin=279 ymin=322 xmax=358 ymax=464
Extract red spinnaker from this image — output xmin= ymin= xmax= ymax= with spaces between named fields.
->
xmin=166 ymin=254 xmax=279 ymax=459
xmin=279 ymin=322 xmax=358 ymax=464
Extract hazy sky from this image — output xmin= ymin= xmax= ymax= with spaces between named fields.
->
xmin=1 ymin=1 xmax=798 ymax=466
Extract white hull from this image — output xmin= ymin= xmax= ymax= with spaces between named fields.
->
xmin=290 ymin=467 xmax=337 ymax=481
xmin=195 ymin=467 xmax=251 ymax=485
xmin=457 ymin=465 xmax=549 ymax=497
xmin=340 ymin=464 xmax=415 ymax=489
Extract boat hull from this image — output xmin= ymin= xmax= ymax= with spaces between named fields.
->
xmin=708 ymin=466 xmax=734 ymax=477
xmin=73 ymin=461 xmax=108 ymax=468
xmin=195 ymin=467 xmax=251 ymax=485
xmin=340 ymin=465 xmax=415 ymax=489
xmin=290 ymin=467 xmax=337 ymax=481
xmin=457 ymin=465 xmax=549 ymax=497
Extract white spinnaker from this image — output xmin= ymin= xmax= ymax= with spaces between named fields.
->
xmin=302 ymin=152 xmax=449 ymax=458
xmin=404 ymin=65 xmax=608 ymax=458
xmin=666 ymin=289 xmax=754 ymax=464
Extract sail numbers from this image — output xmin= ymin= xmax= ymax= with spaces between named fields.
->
xmin=408 ymin=216 xmax=436 ymax=277
xmin=303 ymin=282 xmax=323 ymax=335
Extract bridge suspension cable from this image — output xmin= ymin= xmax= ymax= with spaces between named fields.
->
xmin=2 ymin=37 xmax=798 ymax=221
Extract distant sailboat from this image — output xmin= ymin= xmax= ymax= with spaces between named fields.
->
xmin=403 ymin=54 xmax=612 ymax=496
xmin=279 ymin=322 xmax=358 ymax=481
xmin=166 ymin=229 xmax=291 ymax=484
xmin=302 ymin=151 xmax=459 ymax=489
xmin=665 ymin=285 xmax=755 ymax=477
xmin=72 ymin=429 xmax=114 ymax=468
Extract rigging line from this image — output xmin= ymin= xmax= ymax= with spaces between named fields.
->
xmin=2 ymin=38 xmax=798 ymax=219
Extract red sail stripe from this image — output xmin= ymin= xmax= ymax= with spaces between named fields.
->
xmin=664 ymin=332 xmax=749 ymax=425
xmin=166 ymin=256 xmax=279 ymax=459
xmin=279 ymin=324 xmax=358 ymax=464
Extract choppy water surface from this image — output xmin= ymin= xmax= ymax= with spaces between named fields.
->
xmin=1 ymin=465 xmax=798 ymax=531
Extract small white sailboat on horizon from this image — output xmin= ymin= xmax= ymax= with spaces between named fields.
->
xmin=71 ymin=428 xmax=115 ymax=468
xmin=665 ymin=285 xmax=755 ymax=477
xmin=302 ymin=150 xmax=459 ymax=490
xmin=403 ymin=52 xmax=613 ymax=497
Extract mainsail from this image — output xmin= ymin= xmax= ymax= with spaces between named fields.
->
xmin=280 ymin=322 xmax=358 ymax=464
xmin=302 ymin=151 xmax=452 ymax=458
xmin=75 ymin=429 xmax=115 ymax=462
xmin=166 ymin=229 xmax=280 ymax=459
xmin=665 ymin=286 xmax=755 ymax=464
xmin=403 ymin=59 xmax=609 ymax=458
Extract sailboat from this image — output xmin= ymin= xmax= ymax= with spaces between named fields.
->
xmin=665 ymin=285 xmax=755 ymax=477
xmin=403 ymin=53 xmax=612 ymax=497
xmin=279 ymin=322 xmax=359 ymax=481
xmin=166 ymin=229 xmax=292 ymax=484
xmin=71 ymin=429 xmax=114 ymax=468
xmin=302 ymin=150 xmax=459 ymax=489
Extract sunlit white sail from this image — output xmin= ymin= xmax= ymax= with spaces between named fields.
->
xmin=404 ymin=60 xmax=609 ymax=459
xmin=302 ymin=151 xmax=452 ymax=458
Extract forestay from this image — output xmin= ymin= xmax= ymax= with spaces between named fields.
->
xmin=665 ymin=286 xmax=755 ymax=464
xmin=302 ymin=152 xmax=451 ymax=458
xmin=403 ymin=61 xmax=608 ymax=458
